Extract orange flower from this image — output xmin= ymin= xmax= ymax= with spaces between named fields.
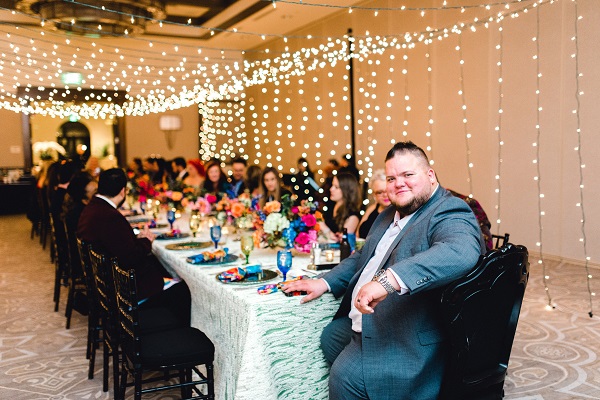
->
xmin=313 ymin=222 xmax=321 ymax=232
xmin=231 ymin=202 xmax=246 ymax=218
xmin=170 ymin=191 xmax=183 ymax=202
xmin=314 ymin=211 xmax=323 ymax=220
xmin=181 ymin=198 xmax=189 ymax=207
xmin=263 ymin=201 xmax=281 ymax=214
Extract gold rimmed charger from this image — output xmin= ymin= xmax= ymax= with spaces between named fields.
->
xmin=165 ymin=241 xmax=212 ymax=250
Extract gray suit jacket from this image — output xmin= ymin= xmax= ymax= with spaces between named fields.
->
xmin=323 ymin=186 xmax=484 ymax=400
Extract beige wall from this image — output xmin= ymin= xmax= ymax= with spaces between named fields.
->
xmin=124 ymin=106 xmax=200 ymax=163
xmin=242 ymin=0 xmax=600 ymax=263
xmin=0 ymin=110 xmax=24 ymax=168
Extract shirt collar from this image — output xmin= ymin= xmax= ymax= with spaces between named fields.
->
xmin=95 ymin=194 xmax=117 ymax=209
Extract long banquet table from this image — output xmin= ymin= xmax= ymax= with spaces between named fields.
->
xmin=152 ymin=225 xmax=340 ymax=400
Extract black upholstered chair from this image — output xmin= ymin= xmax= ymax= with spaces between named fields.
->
xmin=76 ymin=238 xmax=103 ymax=380
xmin=49 ymin=213 xmax=69 ymax=312
xmin=492 ymin=233 xmax=510 ymax=249
xmin=63 ymin=221 xmax=87 ymax=329
xmin=439 ymin=243 xmax=529 ymax=400
xmin=112 ymin=260 xmax=215 ymax=400
xmin=89 ymin=248 xmax=122 ymax=395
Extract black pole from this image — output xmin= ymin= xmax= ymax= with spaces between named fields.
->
xmin=347 ymin=28 xmax=356 ymax=163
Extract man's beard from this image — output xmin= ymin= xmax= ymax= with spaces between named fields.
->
xmin=393 ymin=191 xmax=431 ymax=216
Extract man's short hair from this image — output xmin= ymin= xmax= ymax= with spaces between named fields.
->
xmin=172 ymin=157 xmax=186 ymax=169
xmin=385 ymin=141 xmax=430 ymax=167
xmin=231 ymin=157 xmax=247 ymax=167
xmin=98 ymin=168 xmax=127 ymax=197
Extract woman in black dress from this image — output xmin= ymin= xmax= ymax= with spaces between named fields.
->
xmin=321 ymin=172 xmax=361 ymax=241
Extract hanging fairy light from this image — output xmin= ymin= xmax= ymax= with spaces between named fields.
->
xmin=571 ymin=0 xmax=594 ymax=318
xmin=456 ymin=34 xmax=474 ymax=197
xmin=494 ymin=22 xmax=505 ymax=232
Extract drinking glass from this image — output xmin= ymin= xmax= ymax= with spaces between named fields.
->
xmin=210 ymin=225 xmax=222 ymax=249
xmin=189 ymin=214 xmax=201 ymax=238
xmin=277 ymin=250 xmax=293 ymax=281
xmin=167 ymin=208 xmax=176 ymax=231
xmin=240 ymin=235 xmax=254 ymax=265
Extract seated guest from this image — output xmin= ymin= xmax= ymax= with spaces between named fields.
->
xmin=183 ymin=159 xmax=205 ymax=189
xmin=292 ymin=157 xmax=319 ymax=202
xmin=321 ymin=172 xmax=361 ymax=241
xmin=448 ymin=189 xmax=493 ymax=251
xmin=77 ymin=168 xmax=191 ymax=324
xmin=143 ymin=154 xmax=167 ymax=186
xmin=127 ymin=157 xmax=144 ymax=180
xmin=62 ymin=172 xmax=97 ymax=313
xmin=283 ymin=141 xmax=485 ymax=400
xmin=171 ymin=157 xmax=188 ymax=182
xmin=84 ymin=156 xmax=101 ymax=179
xmin=50 ymin=161 xmax=78 ymax=265
xmin=357 ymin=169 xmax=391 ymax=239
xmin=202 ymin=159 xmax=232 ymax=200
xmin=258 ymin=167 xmax=292 ymax=209
xmin=63 ymin=172 xmax=97 ymax=272
xmin=229 ymin=157 xmax=247 ymax=198
xmin=245 ymin=165 xmax=262 ymax=198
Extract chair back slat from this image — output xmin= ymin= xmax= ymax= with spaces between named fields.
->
xmin=439 ymin=243 xmax=529 ymax=399
xmin=492 ymin=233 xmax=510 ymax=249
xmin=76 ymin=238 xmax=98 ymax=315
xmin=111 ymin=260 xmax=140 ymax=355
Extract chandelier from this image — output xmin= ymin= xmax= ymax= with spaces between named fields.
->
xmin=15 ymin=0 xmax=166 ymax=36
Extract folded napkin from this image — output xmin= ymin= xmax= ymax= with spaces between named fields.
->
xmin=217 ymin=264 xmax=263 ymax=283
xmin=186 ymin=248 xmax=229 ymax=265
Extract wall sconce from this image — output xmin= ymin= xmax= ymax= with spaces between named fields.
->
xmin=159 ymin=115 xmax=182 ymax=150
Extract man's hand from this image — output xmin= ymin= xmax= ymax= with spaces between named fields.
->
xmin=354 ymin=281 xmax=388 ymax=314
xmin=282 ymin=278 xmax=328 ymax=304
xmin=137 ymin=225 xmax=156 ymax=242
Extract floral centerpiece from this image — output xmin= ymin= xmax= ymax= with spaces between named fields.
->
xmin=214 ymin=193 xmax=255 ymax=229
xmin=253 ymin=195 xmax=294 ymax=248
xmin=127 ymin=174 xmax=158 ymax=204
xmin=287 ymin=200 xmax=323 ymax=253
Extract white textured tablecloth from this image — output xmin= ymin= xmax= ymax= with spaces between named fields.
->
xmin=152 ymin=226 xmax=340 ymax=400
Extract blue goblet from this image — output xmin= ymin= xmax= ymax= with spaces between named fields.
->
xmin=210 ymin=225 xmax=222 ymax=249
xmin=277 ymin=250 xmax=293 ymax=281
xmin=167 ymin=209 xmax=176 ymax=231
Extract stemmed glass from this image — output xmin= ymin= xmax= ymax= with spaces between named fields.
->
xmin=189 ymin=213 xmax=201 ymax=238
xmin=210 ymin=225 xmax=222 ymax=249
xmin=277 ymin=250 xmax=293 ymax=281
xmin=167 ymin=208 xmax=176 ymax=231
xmin=240 ymin=235 xmax=254 ymax=265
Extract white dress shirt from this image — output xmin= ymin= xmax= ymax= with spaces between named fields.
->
xmin=348 ymin=211 xmax=413 ymax=332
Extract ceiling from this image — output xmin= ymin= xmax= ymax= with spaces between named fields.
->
xmin=0 ymin=0 xmax=363 ymax=50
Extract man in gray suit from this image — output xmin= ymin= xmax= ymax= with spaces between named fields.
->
xmin=284 ymin=141 xmax=485 ymax=399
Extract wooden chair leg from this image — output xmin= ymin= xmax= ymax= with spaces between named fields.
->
xmin=64 ymin=279 xmax=74 ymax=329
xmin=53 ymin=263 xmax=62 ymax=312
xmin=112 ymin=345 xmax=120 ymax=400
xmin=102 ymin=339 xmax=109 ymax=392
xmin=207 ymin=364 xmax=215 ymax=400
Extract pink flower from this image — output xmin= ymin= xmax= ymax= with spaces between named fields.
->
xmin=206 ymin=194 xmax=217 ymax=204
xmin=301 ymin=214 xmax=317 ymax=227
xmin=295 ymin=232 xmax=311 ymax=246
xmin=291 ymin=206 xmax=299 ymax=214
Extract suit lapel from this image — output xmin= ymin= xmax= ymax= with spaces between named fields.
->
xmin=376 ymin=186 xmax=447 ymax=271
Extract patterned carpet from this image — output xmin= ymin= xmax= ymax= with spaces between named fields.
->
xmin=0 ymin=214 xmax=599 ymax=399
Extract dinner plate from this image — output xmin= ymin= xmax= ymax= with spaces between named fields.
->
xmin=216 ymin=268 xmax=278 ymax=285
xmin=155 ymin=232 xmax=190 ymax=240
xmin=165 ymin=241 xmax=212 ymax=251
xmin=186 ymin=254 xmax=239 ymax=265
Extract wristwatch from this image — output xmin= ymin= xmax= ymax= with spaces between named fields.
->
xmin=372 ymin=269 xmax=397 ymax=294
